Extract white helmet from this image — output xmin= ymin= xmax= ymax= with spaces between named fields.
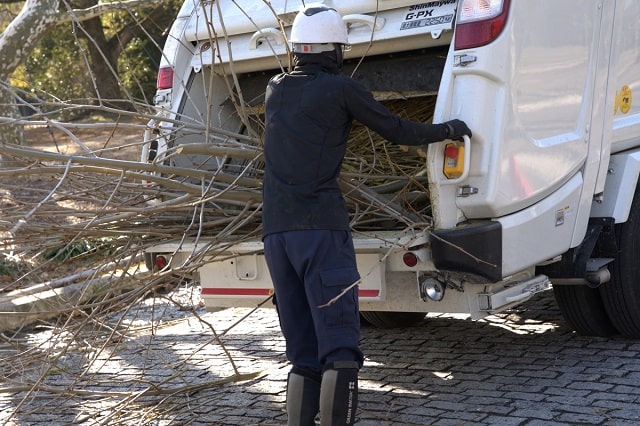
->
xmin=290 ymin=5 xmax=349 ymax=45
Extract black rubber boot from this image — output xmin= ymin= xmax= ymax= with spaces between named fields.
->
xmin=319 ymin=361 xmax=359 ymax=425
xmin=286 ymin=368 xmax=321 ymax=426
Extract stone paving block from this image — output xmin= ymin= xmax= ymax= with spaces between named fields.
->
xmin=567 ymin=380 xmax=615 ymax=392
xmin=464 ymin=395 xmax=513 ymax=407
xmin=460 ymin=388 xmax=504 ymax=399
xmin=522 ymin=420 xmax=571 ymax=426
xmin=554 ymin=412 xmax=607 ymax=424
xmin=470 ymin=404 xmax=515 ymax=416
xmin=598 ymin=405 xmax=640 ymax=421
xmin=436 ymin=408 xmax=489 ymax=422
xmin=456 ymin=379 xmax=509 ymax=392
xmin=510 ymin=407 xmax=558 ymax=420
xmin=476 ymin=415 xmax=528 ymax=425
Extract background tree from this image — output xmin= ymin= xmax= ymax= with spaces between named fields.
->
xmin=0 ymin=0 xmax=178 ymax=146
xmin=70 ymin=0 xmax=180 ymax=108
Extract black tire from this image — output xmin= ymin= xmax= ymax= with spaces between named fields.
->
xmin=360 ymin=311 xmax=426 ymax=328
xmin=599 ymin=185 xmax=640 ymax=338
xmin=552 ymin=285 xmax=617 ymax=337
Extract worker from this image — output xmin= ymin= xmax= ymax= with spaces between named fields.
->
xmin=262 ymin=5 xmax=472 ymax=425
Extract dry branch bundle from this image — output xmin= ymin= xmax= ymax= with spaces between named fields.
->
xmin=1 ymin=96 xmax=436 ymax=262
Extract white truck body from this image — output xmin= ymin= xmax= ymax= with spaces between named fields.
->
xmin=143 ymin=0 xmax=640 ymax=335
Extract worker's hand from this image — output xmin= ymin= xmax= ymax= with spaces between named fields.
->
xmin=443 ymin=119 xmax=472 ymax=141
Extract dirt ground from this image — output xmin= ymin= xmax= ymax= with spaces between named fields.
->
xmin=24 ymin=116 xmax=144 ymax=160
xmin=0 ymin=117 xmax=148 ymax=289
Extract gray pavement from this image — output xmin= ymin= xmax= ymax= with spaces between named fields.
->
xmin=1 ymin=286 xmax=640 ymax=425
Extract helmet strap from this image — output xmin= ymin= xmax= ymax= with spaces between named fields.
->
xmin=334 ymin=43 xmax=344 ymax=69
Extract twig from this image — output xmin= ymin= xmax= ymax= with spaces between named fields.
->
xmin=0 ymin=371 xmax=263 ymax=397
xmin=8 ymin=158 xmax=72 ymax=240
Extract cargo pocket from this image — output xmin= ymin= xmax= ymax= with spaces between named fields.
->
xmin=319 ymin=267 xmax=360 ymax=328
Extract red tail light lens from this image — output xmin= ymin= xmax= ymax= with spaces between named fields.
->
xmin=156 ymin=67 xmax=174 ymax=89
xmin=403 ymin=252 xmax=419 ymax=268
xmin=454 ymin=0 xmax=511 ymax=50
xmin=154 ymin=255 xmax=168 ymax=270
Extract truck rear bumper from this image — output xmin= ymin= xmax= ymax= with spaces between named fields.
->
xmin=146 ymin=230 xmax=432 ymax=306
xmin=431 ymin=220 xmax=502 ymax=282
xmin=145 ymin=228 xmax=550 ymax=317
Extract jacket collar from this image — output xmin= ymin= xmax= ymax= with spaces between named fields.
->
xmin=292 ymin=52 xmax=340 ymax=74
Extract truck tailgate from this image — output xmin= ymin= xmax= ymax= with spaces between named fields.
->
xmin=186 ymin=0 xmax=458 ymax=73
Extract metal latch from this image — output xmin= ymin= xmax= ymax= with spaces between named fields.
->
xmin=454 ymin=54 xmax=477 ymax=67
xmin=153 ymin=93 xmax=171 ymax=105
xmin=457 ymin=185 xmax=478 ymax=197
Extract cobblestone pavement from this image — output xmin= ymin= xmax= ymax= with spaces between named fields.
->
xmin=1 ymin=287 xmax=640 ymax=425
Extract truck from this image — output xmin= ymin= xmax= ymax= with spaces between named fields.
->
xmin=141 ymin=0 xmax=640 ymax=338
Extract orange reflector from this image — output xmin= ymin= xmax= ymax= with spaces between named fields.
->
xmin=443 ymin=143 xmax=465 ymax=179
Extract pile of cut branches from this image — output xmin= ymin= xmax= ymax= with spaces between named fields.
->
xmin=0 ymin=95 xmax=436 ymax=290
xmin=0 ymin=67 xmax=436 ymax=426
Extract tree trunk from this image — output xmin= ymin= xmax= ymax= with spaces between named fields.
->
xmin=80 ymin=14 xmax=128 ymax=108
xmin=0 ymin=0 xmax=61 ymax=81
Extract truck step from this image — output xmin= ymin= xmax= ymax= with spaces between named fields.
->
xmin=478 ymin=275 xmax=551 ymax=313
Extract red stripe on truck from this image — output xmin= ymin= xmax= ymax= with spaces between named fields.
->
xmin=202 ymin=288 xmax=272 ymax=296
xmin=201 ymin=288 xmax=381 ymax=297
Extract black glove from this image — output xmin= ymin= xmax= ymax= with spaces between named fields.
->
xmin=442 ymin=119 xmax=472 ymax=141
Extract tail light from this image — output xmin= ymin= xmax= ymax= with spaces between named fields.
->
xmin=454 ymin=0 xmax=511 ymax=50
xmin=154 ymin=255 xmax=168 ymax=270
xmin=156 ymin=66 xmax=174 ymax=89
xmin=403 ymin=252 xmax=419 ymax=268
xmin=443 ymin=143 xmax=465 ymax=179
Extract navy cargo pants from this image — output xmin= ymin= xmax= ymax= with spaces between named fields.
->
xmin=264 ymin=229 xmax=364 ymax=375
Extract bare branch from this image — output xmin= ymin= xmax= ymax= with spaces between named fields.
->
xmin=62 ymin=0 xmax=172 ymax=23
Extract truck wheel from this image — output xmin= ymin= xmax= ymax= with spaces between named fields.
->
xmin=360 ymin=311 xmax=425 ymax=328
xmin=552 ymin=285 xmax=617 ymax=337
xmin=598 ymin=185 xmax=640 ymax=338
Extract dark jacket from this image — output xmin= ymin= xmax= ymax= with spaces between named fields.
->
xmin=262 ymin=53 xmax=448 ymax=237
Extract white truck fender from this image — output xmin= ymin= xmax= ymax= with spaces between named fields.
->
xmin=591 ymin=150 xmax=640 ymax=223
